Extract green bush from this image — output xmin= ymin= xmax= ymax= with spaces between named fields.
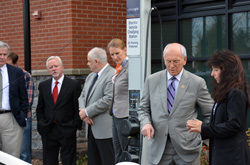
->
xmin=247 ymin=128 xmax=250 ymax=149
xmin=201 ymin=144 xmax=209 ymax=165
xmin=76 ymin=154 xmax=88 ymax=165
xmin=201 ymin=127 xmax=250 ymax=165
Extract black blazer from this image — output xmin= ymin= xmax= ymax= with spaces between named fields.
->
xmin=7 ymin=64 xmax=28 ymax=127
xmin=202 ymin=88 xmax=250 ymax=165
xmin=36 ymin=76 xmax=82 ymax=138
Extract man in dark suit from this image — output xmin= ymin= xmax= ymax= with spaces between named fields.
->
xmin=0 ymin=41 xmax=28 ymax=158
xmin=36 ymin=56 xmax=82 ymax=165
xmin=79 ymin=47 xmax=115 ymax=165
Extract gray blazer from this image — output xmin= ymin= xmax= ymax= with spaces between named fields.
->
xmin=79 ymin=65 xmax=115 ymax=139
xmin=138 ymin=69 xmax=214 ymax=164
xmin=109 ymin=62 xmax=129 ymax=118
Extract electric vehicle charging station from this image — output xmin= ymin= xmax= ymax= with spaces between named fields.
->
xmin=119 ymin=0 xmax=151 ymax=164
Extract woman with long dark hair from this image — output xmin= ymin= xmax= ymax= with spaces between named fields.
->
xmin=187 ymin=49 xmax=250 ymax=165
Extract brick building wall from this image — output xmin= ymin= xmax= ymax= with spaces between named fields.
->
xmin=0 ymin=0 xmax=126 ymax=160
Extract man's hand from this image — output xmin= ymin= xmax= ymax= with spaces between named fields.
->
xmin=79 ymin=109 xmax=87 ymax=120
xmin=84 ymin=117 xmax=94 ymax=125
xmin=141 ymin=123 xmax=154 ymax=140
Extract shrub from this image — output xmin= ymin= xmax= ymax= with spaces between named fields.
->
xmin=200 ymin=144 xmax=209 ymax=165
xmin=246 ymin=128 xmax=250 ymax=149
xmin=200 ymin=128 xmax=250 ymax=165
xmin=76 ymin=154 xmax=88 ymax=165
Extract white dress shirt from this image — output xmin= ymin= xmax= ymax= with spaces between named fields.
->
xmin=0 ymin=64 xmax=11 ymax=110
xmin=51 ymin=74 xmax=64 ymax=95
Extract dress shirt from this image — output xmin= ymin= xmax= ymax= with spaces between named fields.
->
xmin=167 ymin=68 xmax=184 ymax=94
xmin=51 ymin=74 xmax=64 ymax=95
xmin=0 ymin=64 xmax=11 ymax=110
xmin=97 ymin=63 xmax=109 ymax=78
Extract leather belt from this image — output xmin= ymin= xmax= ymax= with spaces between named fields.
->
xmin=0 ymin=110 xmax=12 ymax=114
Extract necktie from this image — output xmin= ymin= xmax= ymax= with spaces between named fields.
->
xmin=167 ymin=77 xmax=176 ymax=114
xmin=86 ymin=73 xmax=98 ymax=105
xmin=52 ymin=81 xmax=59 ymax=104
xmin=0 ymin=69 xmax=2 ymax=109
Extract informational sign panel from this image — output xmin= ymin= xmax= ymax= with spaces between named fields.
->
xmin=127 ymin=0 xmax=140 ymax=55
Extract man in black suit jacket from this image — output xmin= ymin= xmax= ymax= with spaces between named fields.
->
xmin=0 ymin=41 xmax=28 ymax=158
xmin=36 ymin=56 xmax=82 ymax=165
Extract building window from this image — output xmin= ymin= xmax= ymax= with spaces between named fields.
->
xmin=151 ymin=21 xmax=176 ymax=73
xmin=180 ymin=15 xmax=226 ymax=58
xmin=231 ymin=12 xmax=250 ymax=54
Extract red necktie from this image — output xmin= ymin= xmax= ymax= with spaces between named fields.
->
xmin=52 ymin=81 xmax=59 ymax=104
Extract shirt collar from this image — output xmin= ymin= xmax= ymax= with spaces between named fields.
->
xmin=52 ymin=74 xmax=64 ymax=85
xmin=167 ymin=68 xmax=184 ymax=82
xmin=121 ymin=57 xmax=128 ymax=67
xmin=97 ymin=63 xmax=109 ymax=77
xmin=0 ymin=64 xmax=7 ymax=72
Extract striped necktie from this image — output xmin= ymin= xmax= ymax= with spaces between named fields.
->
xmin=167 ymin=77 xmax=176 ymax=114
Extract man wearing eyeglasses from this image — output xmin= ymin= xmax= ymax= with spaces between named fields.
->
xmin=138 ymin=43 xmax=214 ymax=165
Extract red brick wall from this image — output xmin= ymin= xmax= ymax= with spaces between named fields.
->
xmin=0 ymin=0 xmax=126 ymax=71
xmin=71 ymin=0 xmax=127 ymax=69
xmin=0 ymin=0 xmax=25 ymax=68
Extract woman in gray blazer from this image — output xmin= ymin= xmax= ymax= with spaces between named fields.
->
xmin=108 ymin=38 xmax=129 ymax=163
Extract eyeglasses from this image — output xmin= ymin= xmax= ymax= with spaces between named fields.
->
xmin=166 ymin=60 xmax=180 ymax=64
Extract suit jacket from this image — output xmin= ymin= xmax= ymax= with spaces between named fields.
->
xmin=109 ymin=62 xmax=129 ymax=118
xmin=202 ymin=88 xmax=250 ymax=165
xmin=79 ymin=65 xmax=114 ymax=139
xmin=36 ymin=76 xmax=82 ymax=138
xmin=138 ymin=69 xmax=214 ymax=164
xmin=7 ymin=64 xmax=28 ymax=127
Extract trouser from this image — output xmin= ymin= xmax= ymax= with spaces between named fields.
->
xmin=42 ymin=124 xmax=76 ymax=165
xmin=112 ymin=116 xmax=128 ymax=163
xmin=0 ymin=112 xmax=24 ymax=158
xmin=20 ymin=117 xmax=31 ymax=163
xmin=88 ymin=126 xmax=115 ymax=165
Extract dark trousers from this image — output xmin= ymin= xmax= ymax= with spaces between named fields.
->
xmin=41 ymin=124 xmax=76 ymax=165
xmin=88 ymin=126 xmax=115 ymax=165
xmin=112 ymin=116 xmax=129 ymax=163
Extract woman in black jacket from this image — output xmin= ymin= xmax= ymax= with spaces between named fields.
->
xmin=187 ymin=49 xmax=250 ymax=165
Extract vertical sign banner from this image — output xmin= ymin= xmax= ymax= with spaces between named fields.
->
xmin=127 ymin=0 xmax=140 ymax=55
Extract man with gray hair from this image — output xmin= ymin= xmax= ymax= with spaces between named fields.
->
xmin=79 ymin=47 xmax=115 ymax=165
xmin=36 ymin=56 xmax=82 ymax=165
xmin=0 ymin=41 xmax=28 ymax=158
xmin=138 ymin=43 xmax=214 ymax=165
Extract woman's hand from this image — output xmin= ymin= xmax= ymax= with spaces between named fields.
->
xmin=186 ymin=118 xmax=202 ymax=133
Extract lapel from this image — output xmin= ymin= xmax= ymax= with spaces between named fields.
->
xmin=46 ymin=78 xmax=55 ymax=106
xmin=6 ymin=64 xmax=14 ymax=93
xmin=55 ymin=76 xmax=68 ymax=106
xmin=86 ymin=65 xmax=111 ymax=103
xmin=159 ymin=70 xmax=168 ymax=114
xmin=169 ymin=70 xmax=189 ymax=116
xmin=115 ymin=61 xmax=128 ymax=80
